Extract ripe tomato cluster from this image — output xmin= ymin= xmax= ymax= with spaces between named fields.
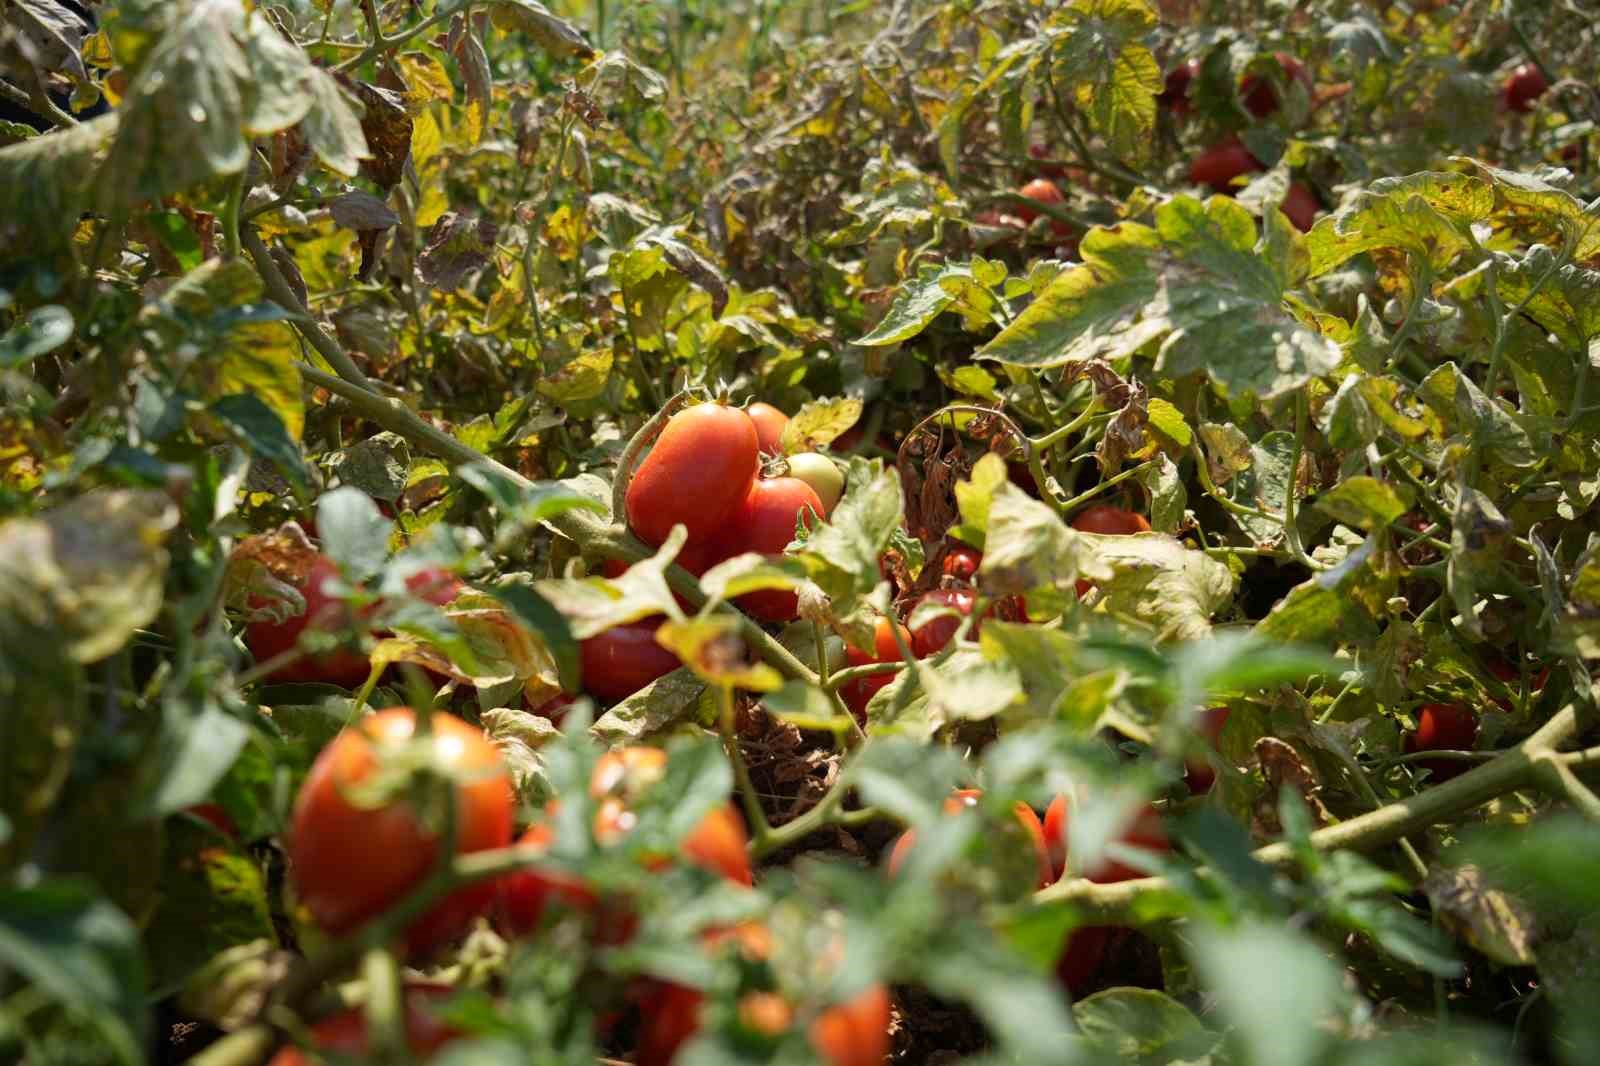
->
xmin=280 ymin=714 xmax=889 ymax=1065
xmin=1161 ymin=50 xmax=1323 ymax=232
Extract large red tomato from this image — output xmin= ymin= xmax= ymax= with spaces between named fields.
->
xmin=747 ymin=402 xmax=790 ymax=455
xmin=625 ymin=404 xmax=761 ymax=547
xmin=809 ymin=984 xmax=893 ymax=1066
xmin=1239 ymin=52 xmax=1311 ymax=117
xmin=1281 ymin=182 xmax=1321 ymax=232
xmin=493 ymin=820 xmax=600 ymax=938
xmin=840 ymin=617 xmax=910 ymax=720
xmin=580 ymin=621 xmax=684 ymax=704
xmin=266 ymin=986 xmax=456 ymax=1066
xmin=1187 ymin=137 xmax=1263 ymax=191
xmin=1502 ymin=63 xmax=1548 ymax=113
xmin=1071 ymin=505 xmax=1151 ymax=536
xmin=909 ymin=588 xmax=977 ymax=658
xmin=245 ymin=554 xmax=371 ymax=687
xmin=1403 ymin=703 xmax=1478 ymax=782
xmin=1183 ymin=707 xmax=1231 ymax=794
xmin=288 ymin=708 xmax=514 ymax=956
xmin=717 ymin=476 xmax=825 ymax=622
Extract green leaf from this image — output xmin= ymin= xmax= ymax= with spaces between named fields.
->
xmin=0 ymin=490 xmax=176 ymax=663
xmin=488 ymin=0 xmax=596 ymax=59
xmin=0 ymin=305 xmax=73 ymax=368
xmin=144 ymin=819 xmax=276 ymax=995
xmin=1150 ymin=195 xmax=1341 ymax=399
xmin=977 ymin=221 xmax=1162 ymax=368
xmin=300 ymin=67 xmax=369 ymax=177
xmin=0 ymin=880 xmax=146 ymax=1065
xmin=0 ymin=112 xmax=117 ymax=258
xmin=1313 ymin=476 xmax=1414 ymax=531
xmin=1144 ymin=397 xmax=1193 ymax=448
xmin=855 ymin=262 xmax=969 ymax=346
xmin=1073 ymin=988 xmax=1216 ymax=1065
xmin=1188 ymin=920 xmax=1347 ymax=1066
xmin=489 ymin=582 xmax=579 ymax=695
xmin=1044 ymin=0 xmax=1162 ymax=157
xmin=1254 ymin=540 xmax=1382 ymax=646
xmin=1088 ymin=533 xmax=1237 ymax=642
xmin=137 ymin=703 xmax=253 ymax=819
xmin=315 ymin=487 xmax=393 ymax=580
xmin=211 ymin=394 xmax=310 ymax=496
xmin=1305 ymin=172 xmax=1493 ymax=278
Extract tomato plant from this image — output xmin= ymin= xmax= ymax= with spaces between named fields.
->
xmin=7 ymin=2 xmax=1600 ymax=1064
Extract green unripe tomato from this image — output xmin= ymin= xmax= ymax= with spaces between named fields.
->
xmin=785 ymin=452 xmax=844 ymax=515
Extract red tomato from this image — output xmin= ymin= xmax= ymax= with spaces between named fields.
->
xmin=1486 ymin=658 xmax=1550 ymax=711
xmin=288 ymin=708 xmax=514 ymax=956
xmin=1502 ymin=63 xmax=1548 ymax=113
xmin=635 ymin=979 xmax=707 ymax=1066
xmin=1188 ymin=137 xmax=1263 ymax=191
xmin=717 ymin=476 xmax=825 ymax=622
xmin=493 ymin=821 xmax=600 ymax=938
xmin=1281 ymin=182 xmax=1320 ymax=232
xmin=1055 ymin=925 xmax=1111 ymax=995
xmin=266 ymin=986 xmax=456 ymax=1066
xmin=887 ymin=790 xmax=1054 ymax=891
xmin=405 ymin=567 xmax=463 ymax=606
xmin=1159 ymin=59 xmax=1199 ymax=115
xmin=1071 ymin=505 xmax=1151 ymax=536
xmin=625 ymin=404 xmax=761 ymax=547
xmin=187 ymin=803 xmax=238 ymax=840
xmin=1403 ymin=703 xmax=1478 ymax=782
xmin=580 ymin=621 xmax=684 ymax=704
xmin=1183 ymin=707 xmax=1231 ymax=794
xmin=1239 ymin=52 xmax=1311 ymax=118
xmin=1041 ymin=794 xmax=1170 ymax=885
xmin=809 ymin=984 xmax=893 ymax=1066
xmin=527 ymin=691 xmax=576 ymax=725
xmin=941 ymin=544 xmax=983 ymax=582
xmin=840 ymin=617 xmax=910 ymax=720
xmin=747 ymin=402 xmax=790 ymax=455
xmin=1015 ymin=178 xmax=1072 ymax=237
xmin=244 ymin=554 xmax=372 ymax=687
xmin=680 ymin=804 xmax=755 ymax=887
xmin=909 ymin=588 xmax=977 ymax=658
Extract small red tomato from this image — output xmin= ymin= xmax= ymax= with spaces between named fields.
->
xmin=244 ymin=554 xmax=372 ymax=688
xmin=909 ymin=588 xmax=977 ymax=658
xmin=1502 ymin=63 xmax=1548 ymax=114
xmin=1404 ymin=703 xmax=1478 ymax=782
xmin=580 ymin=621 xmax=684 ymax=704
xmin=680 ymin=803 xmax=755 ymax=887
xmin=1042 ymin=794 xmax=1170 ymax=885
xmin=625 ymin=404 xmax=761 ymax=547
xmin=1485 ymin=658 xmax=1550 ymax=711
xmin=288 ymin=708 xmax=514 ymax=957
xmin=187 ymin=803 xmax=238 ymax=840
xmin=941 ymin=544 xmax=983 ymax=582
xmin=1239 ymin=52 xmax=1311 ymax=118
xmin=1071 ymin=505 xmax=1151 ymax=536
xmin=840 ymin=617 xmax=910 ymax=720
xmin=1281 ymin=182 xmax=1321 ymax=232
xmin=747 ymin=402 xmax=790 ymax=455
xmin=266 ymin=986 xmax=456 ymax=1066
xmin=1183 ymin=707 xmax=1231 ymax=794
xmin=810 ymin=984 xmax=893 ymax=1066
xmin=405 ymin=567 xmax=463 ymax=606
xmin=1188 ymin=137 xmax=1263 ymax=191
xmin=1015 ymin=178 xmax=1072 ymax=237
xmin=717 ymin=476 xmax=826 ymax=622
xmin=1159 ymin=59 xmax=1199 ymax=115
